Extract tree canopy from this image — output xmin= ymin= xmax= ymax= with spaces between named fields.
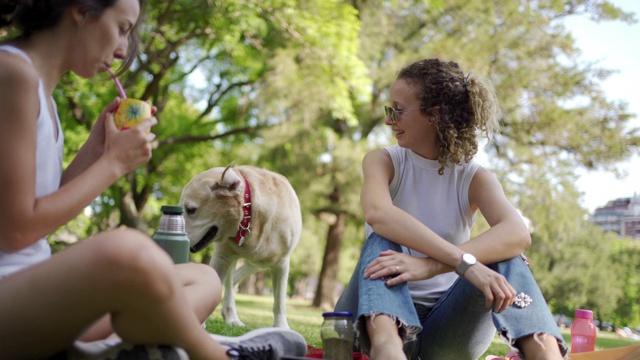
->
xmin=3 ymin=0 xmax=639 ymax=326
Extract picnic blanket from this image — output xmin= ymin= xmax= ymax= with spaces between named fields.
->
xmin=304 ymin=345 xmax=369 ymax=359
xmin=48 ymin=340 xmax=188 ymax=360
xmin=569 ymin=344 xmax=640 ymax=360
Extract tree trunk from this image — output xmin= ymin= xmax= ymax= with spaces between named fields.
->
xmin=313 ymin=211 xmax=346 ymax=310
xmin=119 ymin=190 xmax=149 ymax=232
xmin=238 ymin=270 xmax=266 ymax=295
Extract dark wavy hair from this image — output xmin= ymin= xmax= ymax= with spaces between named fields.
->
xmin=397 ymin=59 xmax=501 ymax=175
xmin=0 ymin=0 xmax=145 ymax=71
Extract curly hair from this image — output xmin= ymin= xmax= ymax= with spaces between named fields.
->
xmin=0 ymin=0 xmax=145 ymax=72
xmin=397 ymin=59 xmax=501 ymax=175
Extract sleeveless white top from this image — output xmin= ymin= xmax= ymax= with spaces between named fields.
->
xmin=365 ymin=145 xmax=480 ymax=307
xmin=0 ymin=45 xmax=64 ymax=278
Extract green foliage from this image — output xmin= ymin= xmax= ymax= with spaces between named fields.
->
xmin=610 ymin=240 xmax=640 ymax=326
xmin=4 ymin=0 xmax=640 ymax=326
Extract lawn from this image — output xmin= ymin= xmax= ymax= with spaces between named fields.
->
xmin=205 ymin=294 xmax=640 ymax=358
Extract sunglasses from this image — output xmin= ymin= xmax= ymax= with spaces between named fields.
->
xmin=384 ymin=105 xmax=428 ymax=123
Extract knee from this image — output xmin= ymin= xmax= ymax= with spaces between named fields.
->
xmin=183 ymin=262 xmax=222 ymax=301
xmin=91 ymin=228 xmax=177 ymax=299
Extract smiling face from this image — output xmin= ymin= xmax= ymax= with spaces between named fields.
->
xmin=70 ymin=0 xmax=140 ymax=77
xmin=387 ymin=78 xmax=440 ymax=159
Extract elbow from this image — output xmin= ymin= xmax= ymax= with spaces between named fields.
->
xmin=363 ymin=207 xmax=387 ymax=232
xmin=0 ymin=230 xmax=38 ymax=253
xmin=516 ymin=225 xmax=532 ymax=250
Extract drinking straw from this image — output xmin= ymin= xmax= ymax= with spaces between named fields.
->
xmin=107 ymin=68 xmax=127 ymax=99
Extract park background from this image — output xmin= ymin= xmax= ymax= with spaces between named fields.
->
xmin=3 ymin=0 xmax=640 ymax=349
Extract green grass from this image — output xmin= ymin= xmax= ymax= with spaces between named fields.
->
xmin=205 ymin=294 xmax=640 ymax=358
xmin=205 ymin=294 xmax=325 ymax=349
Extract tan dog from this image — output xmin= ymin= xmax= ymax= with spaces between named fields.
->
xmin=180 ymin=163 xmax=302 ymax=328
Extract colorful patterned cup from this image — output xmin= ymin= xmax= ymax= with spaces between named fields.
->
xmin=114 ymin=98 xmax=152 ymax=130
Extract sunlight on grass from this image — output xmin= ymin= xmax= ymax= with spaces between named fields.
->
xmin=204 ymin=294 xmax=640 ymax=357
xmin=205 ymin=294 xmax=325 ymax=348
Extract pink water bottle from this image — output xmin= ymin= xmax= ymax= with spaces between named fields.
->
xmin=571 ymin=309 xmax=597 ymax=353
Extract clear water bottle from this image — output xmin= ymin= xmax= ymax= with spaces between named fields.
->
xmin=321 ymin=311 xmax=354 ymax=360
xmin=571 ymin=309 xmax=597 ymax=353
xmin=152 ymin=205 xmax=190 ymax=264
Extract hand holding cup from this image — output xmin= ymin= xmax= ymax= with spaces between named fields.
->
xmin=107 ymin=68 xmax=153 ymax=130
xmin=114 ymin=98 xmax=152 ymax=130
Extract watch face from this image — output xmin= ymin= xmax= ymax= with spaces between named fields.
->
xmin=462 ymin=253 xmax=476 ymax=265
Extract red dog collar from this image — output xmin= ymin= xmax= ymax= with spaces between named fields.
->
xmin=235 ymin=175 xmax=252 ymax=246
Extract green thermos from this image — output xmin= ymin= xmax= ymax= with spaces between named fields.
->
xmin=152 ymin=205 xmax=190 ymax=264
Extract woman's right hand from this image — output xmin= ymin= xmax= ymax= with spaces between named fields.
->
xmin=102 ymin=107 xmax=157 ymax=176
xmin=462 ymin=263 xmax=516 ymax=313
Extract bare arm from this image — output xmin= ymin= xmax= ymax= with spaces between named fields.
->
xmin=461 ymin=167 xmax=531 ymax=261
xmin=361 ymin=149 xmax=520 ymax=311
xmin=361 ymin=148 xmax=466 ymax=268
xmin=0 ymin=55 xmax=157 ymax=253
xmin=62 ymin=99 xmax=157 ymax=185
xmin=60 ymin=99 xmax=119 ymax=185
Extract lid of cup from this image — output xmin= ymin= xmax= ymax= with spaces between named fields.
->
xmin=575 ymin=309 xmax=593 ymax=319
xmin=161 ymin=205 xmax=184 ymax=215
xmin=322 ymin=311 xmax=353 ymax=318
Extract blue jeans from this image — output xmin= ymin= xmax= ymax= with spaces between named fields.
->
xmin=335 ymin=232 xmax=568 ymax=359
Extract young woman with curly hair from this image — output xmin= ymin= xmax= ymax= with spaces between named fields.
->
xmin=335 ymin=58 xmax=567 ymax=360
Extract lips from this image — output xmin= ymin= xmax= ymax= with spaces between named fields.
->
xmin=190 ymin=226 xmax=218 ymax=253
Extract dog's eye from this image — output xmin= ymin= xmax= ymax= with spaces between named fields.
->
xmin=185 ymin=207 xmax=196 ymax=216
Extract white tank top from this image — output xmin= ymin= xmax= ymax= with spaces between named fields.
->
xmin=365 ymin=145 xmax=480 ymax=307
xmin=0 ymin=45 xmax=64 ymax=278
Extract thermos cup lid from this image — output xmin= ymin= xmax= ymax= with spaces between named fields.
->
xmin=161 ymin=205 xmax=184 ymax=215
xmin=322 ymin=311 xmax=353 ymax=318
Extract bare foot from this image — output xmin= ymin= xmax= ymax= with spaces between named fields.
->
xmin=366 ymin=315 xmax=406 ymax=360
xmin=516 ymin=333 xmax=565 ymax=360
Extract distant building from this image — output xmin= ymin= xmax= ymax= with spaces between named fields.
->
xmin=591 ymin=194 xmax=640 ymax=239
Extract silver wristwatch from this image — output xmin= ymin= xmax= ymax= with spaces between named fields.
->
xmin=455 ymin=253 xmax=477 ymax=276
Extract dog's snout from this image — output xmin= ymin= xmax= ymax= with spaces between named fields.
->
xmin=190 ymin=226 xmax=218 ymax=253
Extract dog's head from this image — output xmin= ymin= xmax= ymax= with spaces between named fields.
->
xmin=179 ymin=164 xmax=245 ymax=253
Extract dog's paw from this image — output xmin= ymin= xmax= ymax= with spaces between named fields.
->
xmin=226 ymin=318 xmax=247 ymax=327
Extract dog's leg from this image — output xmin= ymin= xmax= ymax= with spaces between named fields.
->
xmin=271 ymin=257 xmax=291 ymax=328
xmin=232 ymin=262 xmax=261 ymax=287
xmin=210 ymin=253 xmax=245 ymax=327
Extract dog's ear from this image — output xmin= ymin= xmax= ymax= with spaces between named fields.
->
xmin=219 ymin=166 xmax=242 ymax=191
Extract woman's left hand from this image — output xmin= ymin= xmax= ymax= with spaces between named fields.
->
xmin=364 ymin=249 xmax=516 ymax=312
xmin=462 ymin=263 xmax=516 ymax=313
xmin=84 ymin=98 xmax=158 ymax=160
xmin=81 ymin=98 xmax=122 ymax=161
xmin=364 ymin=250 xmax=440 ymax=286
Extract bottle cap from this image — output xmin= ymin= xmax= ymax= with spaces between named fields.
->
xmin=575 ymin=309 xmax=593 ymax=319
xmin=322 ymin=311 xmax=353 ymax=318
xmin=161 ymin=205 xmax=184 ymax=215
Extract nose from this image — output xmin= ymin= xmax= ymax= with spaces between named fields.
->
xmin=384 ymin=115 xmax=395 ymax=125
xmin=114 ymin=38 xmax=129 ymax=60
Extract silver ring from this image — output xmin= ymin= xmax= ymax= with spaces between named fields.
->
xmin=395 ymin=265 xmax=399 ymax=274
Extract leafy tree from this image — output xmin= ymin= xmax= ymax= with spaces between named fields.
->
xmin=610 ymin=240 xmax=640 ymax=327
xmin=47 ymin=0 xmax=368 ymax=234
xmin=348 ymin=0 xmax=639 ymax=319
xmin=4 ymin=0 xmax=639 ymax=324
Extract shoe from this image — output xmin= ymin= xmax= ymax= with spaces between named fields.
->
xmin=226 ymin=344 xmax=276 ymax=360
xmin=51 ymin=340 xmax=189 ymax=360
xmin=210 ymin=327 xmax=307 ymax=358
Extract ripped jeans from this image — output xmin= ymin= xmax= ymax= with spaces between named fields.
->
xmin=334 ymin=232 xmax=568 ymax=359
